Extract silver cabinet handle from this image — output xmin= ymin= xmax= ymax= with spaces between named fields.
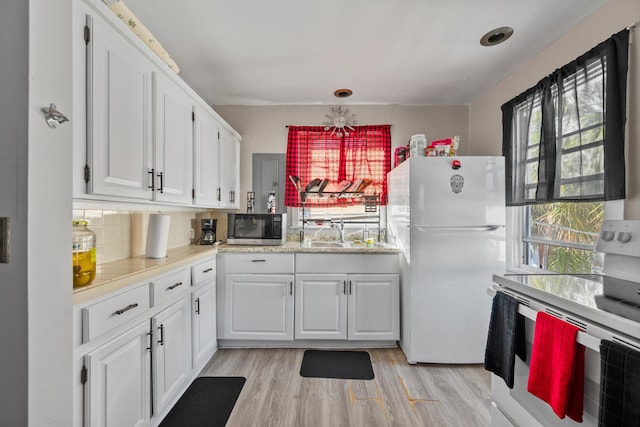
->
xmin=157 ymin=171 xmax=164 ymax=193
xmin=147 ymin=169 xmax=155 ymax=191
xmin=203 ymin=267 xmax=213 ymax=273
xmin=167 ymin=281 xmax=183 ymax=290
xmin=251 ymin=259 xmax=266 ymax=263
xmin=343 ymin=280 xmax=347 ymax=295
xmin=195 ymin=297 xmax=200 ymax=314
xmin=114 ymin=303 xmax=138 ymax=315
xmin=349 ymin=280 xmax=352 ymax=295
xmin=289 ymin=282 xmax=293 ymax=296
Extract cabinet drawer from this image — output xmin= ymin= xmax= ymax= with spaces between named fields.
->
xmin=192 ymin=258 xmax=216 ymax=286
xmin=82 ymin=283 xmax=150 ymax=343
xmin=224 ymin=254 xmax=294 ymax=274
xmin=151 ymin=268 xmax=190 ymax=306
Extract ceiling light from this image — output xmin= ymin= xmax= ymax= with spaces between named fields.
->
xmin=480 ymin=26 xmax=514 ymax=46
xmin=333 ymin=88 xmax=353 ymax=98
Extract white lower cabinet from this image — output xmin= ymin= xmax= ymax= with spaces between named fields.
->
xmin=223 ymin=274 xmax=295 ymax=340
xmin=75 ymin=256 xmax=218 ymax=427
xmin=191 ymin=284 xmax=216 ymax=367
xmin=85 ymin=320 xmax=151 ymax=427
xmin=295 ymin=273 xmax=399 ymax=341
xmin=152 ymin=297 xmax=191 ymax=414
xmin=295 ymin=254 xmax=400 ymax=342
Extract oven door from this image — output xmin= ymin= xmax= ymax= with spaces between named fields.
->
xmin=491 ymin=315 xmax=601 ymax=426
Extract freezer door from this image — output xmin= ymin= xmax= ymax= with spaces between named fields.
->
xmin=409 ymin=156 xmax=505 ymax=227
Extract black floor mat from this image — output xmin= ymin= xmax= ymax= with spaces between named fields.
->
xmin=300 ymin=350 xmax=375 ymax=380
xmin=159 ymin=376 xmax=245 ymax=427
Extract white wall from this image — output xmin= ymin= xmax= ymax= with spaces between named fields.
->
xmin=27 ymin=0 xmax=74 ymax=425
xmin=0 ymin=1 xmax=29 ymax=425
xmin=215 ymin=105 xmax=469 ymax=211
xmin=468 ymin=0 xmax=640 ymax=219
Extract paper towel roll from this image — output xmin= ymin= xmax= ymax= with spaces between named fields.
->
xmin=145 ymin=213 xmax=170 ymax=258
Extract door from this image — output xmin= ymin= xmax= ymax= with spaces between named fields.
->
xmin=295 ymin=274 xmax=347 ymax=339
xmin=85 ymin=320 xmax=151 ymax=427
xmin=153 ymin=73 xmax=193 ymax=204
xmin=409 ymin=156 xmax=505 ymax=227
xmin=348 ymin=274 xmax=399 ymax=341
xmin=252 ymin=153 xmax=286 ymax=214
xmin=152 ymin=297 xmax=191 ymax=413
xmin=87 ymin=15 xmax=153 ymax=200
xmin=192 ymin=284 xmax=216 ymax=368
xmin=193 ymin=106 xmax=221 ymax=206
xmin=224 ymin=274 xmax=294 ymax=340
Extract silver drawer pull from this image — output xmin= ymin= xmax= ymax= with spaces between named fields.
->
xmin=251 ymin=259 xmax=266 ymax=263
xmin=203 ymin=267 xmax=213 ymax=273
xmin=114 ymin=303 xmax=138 ymax=315
xmin=167 ymin=281 xmax=183 ymax=290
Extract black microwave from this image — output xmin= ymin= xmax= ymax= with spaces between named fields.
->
xmin=227 ymin=213 xmax=287 ymax=245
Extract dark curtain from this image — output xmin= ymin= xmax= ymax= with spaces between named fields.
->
xmin=502 ymin=29 xmax=629 ymax=206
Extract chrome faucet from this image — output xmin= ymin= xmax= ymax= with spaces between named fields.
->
xmin=332 ymin=220 xmax=345 ymax=243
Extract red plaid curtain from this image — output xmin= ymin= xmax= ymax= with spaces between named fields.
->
xmin=285 ymin=125 xmax=391 ymax=207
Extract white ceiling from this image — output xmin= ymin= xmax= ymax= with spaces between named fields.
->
xmin=123 ymin=0 xmax=607 ymax=106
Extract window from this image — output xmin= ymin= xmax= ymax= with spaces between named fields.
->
xmin=284 ymin=125 xmax=391 ymax=210
xmin=502 ymin=30 xmax=629 ymax=273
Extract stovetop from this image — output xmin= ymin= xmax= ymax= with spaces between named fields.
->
xmin=493 ymin=272 xmax=640 ymax=341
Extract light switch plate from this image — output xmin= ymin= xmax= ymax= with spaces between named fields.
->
xmin=0 ymin=217 xmax=8 ymax=263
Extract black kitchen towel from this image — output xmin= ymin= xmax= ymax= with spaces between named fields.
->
xmin=159 ymin=376 xmax=245 ymax=427
xmin=598 ymin=340 xmax=640 ymax=427
xmin=484 ymin=291 xmax=526 ymax=389
xmin=300 ymin=349 xmax=375 ymax=380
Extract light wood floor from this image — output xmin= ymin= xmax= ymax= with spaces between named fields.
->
xmin=200 ymin=347 xmax=491 ymax=427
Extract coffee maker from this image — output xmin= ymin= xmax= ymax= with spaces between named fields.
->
xmin=198 ymin=219 xmax=217 ymax=245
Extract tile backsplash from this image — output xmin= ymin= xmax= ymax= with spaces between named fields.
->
xmin=73 ymin=209 xmax=199 ymax=265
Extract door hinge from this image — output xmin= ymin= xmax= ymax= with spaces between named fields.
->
xmin=83 ymin=25 xmax=90 ymax=45
xmin=80 ymin=365 xmax=88 ymax=385
xmin=83 ymin=164 xmax=90 ymax=183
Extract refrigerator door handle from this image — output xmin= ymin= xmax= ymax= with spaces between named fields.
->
xmin=415 ymin=224 xmax=504 ymax=232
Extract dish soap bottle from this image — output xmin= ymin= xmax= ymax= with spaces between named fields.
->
xmin=73 ymin=220 xmax=96 ymax=288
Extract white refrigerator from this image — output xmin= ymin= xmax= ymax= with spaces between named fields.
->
xmin=387 ymin=156 xmax=506 ymax=364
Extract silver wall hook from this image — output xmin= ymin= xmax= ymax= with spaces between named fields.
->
xmin=42 ymin=103 xmax=69 ymax=128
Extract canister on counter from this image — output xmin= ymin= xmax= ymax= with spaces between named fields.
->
xmin=72 ymin=220 xmax=96 ymax=288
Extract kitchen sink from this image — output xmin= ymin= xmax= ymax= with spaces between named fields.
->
xmin=302 ymin=241 xmax=351 ymax=248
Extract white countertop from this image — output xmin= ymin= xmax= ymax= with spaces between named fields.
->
xmin=74 ymin=242 xmax=399 ymax=304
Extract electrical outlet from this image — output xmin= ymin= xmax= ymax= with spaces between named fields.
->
xmin=0 ymin=217 xmax=8 ymax=263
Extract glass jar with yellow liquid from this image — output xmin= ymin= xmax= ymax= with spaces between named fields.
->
xmin=72 ymin=220 xmax=96 ymax=288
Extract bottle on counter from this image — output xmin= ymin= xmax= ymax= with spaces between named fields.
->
xmin=73 ymin=220 xmax=96 ymax=288
xmin=362 ymin=225 xmax=370 ymax=242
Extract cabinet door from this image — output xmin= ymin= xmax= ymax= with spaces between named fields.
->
xmin=87 ymin=15 xmax=153 ymax=200
xmin=152 ymin=73 xmax=193 ymax=204
xmin=192 ymin=284 xmax=216 ymax=368
xmin=219 ymin=128 xmax=240 ymax=209
xmin=85 ymin=320 xmax=151 ymax=427
xmin=348 ymin=274 xmax=400 ymax=341
xmin=193 ymin=106 xmax=221 ymax=207
xmin=224 ymin=274 xmax=294 ymax=340
xmin=152 ymin=297 xmax=191 ymax=414
xmin=295 ymin=274 xmax=347 ymax=340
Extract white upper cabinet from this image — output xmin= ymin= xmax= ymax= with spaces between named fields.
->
xmin=152 ymin=73 xmax=193 ymax=204
xmin=80 ymin=5 xmax=239 ymax=206
xmin=193 ymin=106 xmax=222 ymax=207
xmin=219 ymin=126 xmax=240 ymax=209
xmin=87 ymin=14 xmax=153 ymax=200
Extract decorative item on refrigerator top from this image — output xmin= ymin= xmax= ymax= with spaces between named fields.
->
xmin=72 ymin=220 xmax=96 ymax=288
xmin=409 ymin=134 xmax=427 ymax=157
